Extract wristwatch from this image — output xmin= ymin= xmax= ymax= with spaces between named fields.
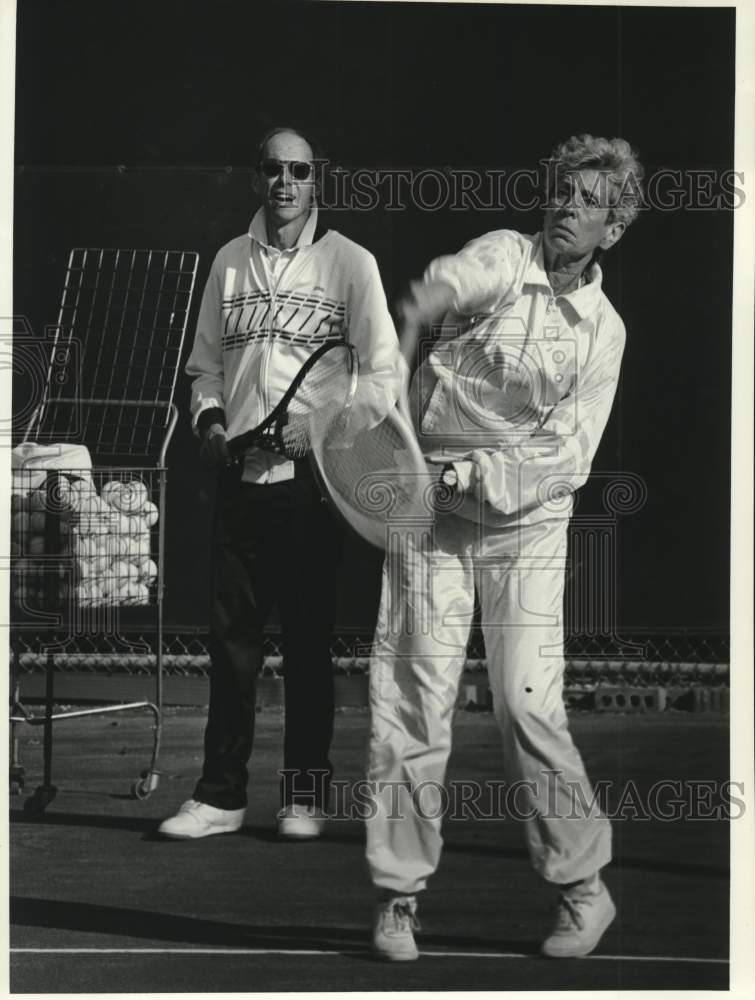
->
xmin=439 ymin=463 xmax=458 ymax=489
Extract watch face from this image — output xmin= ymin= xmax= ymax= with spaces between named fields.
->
xmin=441 ymin=465 xmax=458 ymax=488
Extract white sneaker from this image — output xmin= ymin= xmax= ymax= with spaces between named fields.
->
xmin=541 ymin=878 xmax=616 ymax=958
xmin=157 ymin=799 xmax=245 ymax=840
xmin=372 ymin=896 xmax=420 ymax=961
xmin=277 ymin=804 xmax=326 ymax=840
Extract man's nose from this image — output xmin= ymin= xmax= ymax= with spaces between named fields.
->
xmin=555 ymin=196 xmax=577 ymax=215
xmin=271 ymin=165 xmax=294 ymax=185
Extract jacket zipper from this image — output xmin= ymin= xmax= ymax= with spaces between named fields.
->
xmin=259 ymin=251 xmax=281 ymax=425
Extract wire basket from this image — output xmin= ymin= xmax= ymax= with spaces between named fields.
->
xmin=10 ymin=467 xmax=163 ymax=618
xmin=24 ymin=248 xmax=198 ymax=460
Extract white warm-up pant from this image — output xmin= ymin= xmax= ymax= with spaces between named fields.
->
xmin=365 ymin=513 xmax=611 ymax=895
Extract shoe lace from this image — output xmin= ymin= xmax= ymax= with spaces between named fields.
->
xmin=384 ymin=899 xmax=421 ymax=935
xmin=554 ymin=893 xmax=586 ymax=933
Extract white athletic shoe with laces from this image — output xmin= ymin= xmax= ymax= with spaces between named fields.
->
xmin=541 ymin=877 xmax=616 ymax=958
xmin=372 ymin=895 xmax=421 ymax=961
xmin=277 ymin=804 xmax=326 ymax=840
xmin=157 ymin=799 xmax=245 ymax=840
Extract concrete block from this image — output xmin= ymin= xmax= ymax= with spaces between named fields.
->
xmin=457 ymin=679 xmax=491 ymax=710
xmin=595 ymin=686 xmax=667 ymax=713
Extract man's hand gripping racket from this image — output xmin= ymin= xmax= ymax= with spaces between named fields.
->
xmin=221 ymin=341 xmax=359 ymax=465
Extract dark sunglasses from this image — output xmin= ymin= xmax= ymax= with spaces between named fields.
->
xmin=258 ymin=158 xmax=315 ymax=181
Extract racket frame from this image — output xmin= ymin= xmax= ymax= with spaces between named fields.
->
xmin=227 ymin=340 xmax=359 ymax=461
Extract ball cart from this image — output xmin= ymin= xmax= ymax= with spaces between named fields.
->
xmin=9 ymin=247 xmax=199 ymax=811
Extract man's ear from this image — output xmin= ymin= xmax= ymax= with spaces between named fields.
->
xmin=600 ymin=219 xmax=626 ymax=251
xmin=252 ymin=169 xmax=263 ymax=197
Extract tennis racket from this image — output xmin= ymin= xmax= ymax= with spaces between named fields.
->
xmin=227 ymin=340 xmax=358 ymax=461
xmin=310 ymin=318 xmax=456 ymax=550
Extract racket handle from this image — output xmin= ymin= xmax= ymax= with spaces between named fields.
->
xmin=227 ymin=431 xmax=253 ymax=461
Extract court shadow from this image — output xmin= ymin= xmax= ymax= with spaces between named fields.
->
xmin=10 ymin=896 xmax=533 ymax=955
xmin=9 ymin=811 xmax=728 ymax=879
xmin=9 ymin=809 xmax=157 ymax=835
xmin=241 ymin=822 xmax=365 ymax=846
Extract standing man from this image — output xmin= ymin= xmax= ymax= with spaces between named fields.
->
xmin=159 ymin=126 xmax=401 ymax=841
xmin=367 ymin=135 xmax=644 ymax=958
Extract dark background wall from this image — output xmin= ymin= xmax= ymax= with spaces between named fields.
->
xmin=12 ymin=0 xmax=734 ymax=633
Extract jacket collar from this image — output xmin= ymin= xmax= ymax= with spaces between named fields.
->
xmin=248 ymin=205 xmax=320 ymax=250
xmin=524 ymin=232 xmax=604 ymax=322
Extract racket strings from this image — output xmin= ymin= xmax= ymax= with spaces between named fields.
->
xmin=314 ymin=408 xmax=436 ymax=548
xmin=279 ymin=345 xmax=356 ymax=459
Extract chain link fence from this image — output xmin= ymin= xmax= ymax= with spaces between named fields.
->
xmin=12 ymin=627 xmax=730 ymax=687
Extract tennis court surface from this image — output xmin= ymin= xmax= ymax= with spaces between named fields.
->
xmin=9 ymin=707 xmax=729 ymax=992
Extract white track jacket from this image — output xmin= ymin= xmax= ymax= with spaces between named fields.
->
xmin=186 ymin=208 xmax=402 ymax=483
xmin=410 ymin=229 xmax=626 ymax=528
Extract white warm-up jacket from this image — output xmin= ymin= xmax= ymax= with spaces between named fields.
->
xmin=186 ymin=207 xmax=403 ymax=483
xmin=410 ymin=229 xmax=626 ymax=527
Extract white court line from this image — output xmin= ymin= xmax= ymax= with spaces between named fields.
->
xmin=10 ymin=947 xmax=729 ymax=965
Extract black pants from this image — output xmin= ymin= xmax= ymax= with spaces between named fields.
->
xmin=194 ymin=463 xmax=342 ymax=810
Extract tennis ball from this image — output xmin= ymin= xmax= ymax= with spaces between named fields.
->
xmin=74 ymin=557 xmax=95 ymax=580
xmin=73 ymin=476 xmax=96 ymax=492
xmin=74 ymin=579 xmax=103 ymax=607
xmin=76 ymin=514 xmax=110 ymax=536
xmin=126 ymin=533 xmax=151 ymax=561
xmin=141 ymin=501 xmax=159 ymax=527
xmin=113 ymin=579 xmax=146 ymax=605
xmin=101 ymin=481 xmax=123 ymax=505
xmin=77 ymin=493 xmax=105 ymax=517
xmin=98 ymin=509 xmax=121 ymax=535
xmin=114 ymin=513 xmax=132 ymax=535
xmin=109 ymin=578 xmax=136 ymax=605
xmin=72 ymin=535 xmax=96 ymax=559
xmin=126 ymin=514 xmax=148 ymax=536
xmin=68 ymin=480 xmax=97 ymax=514
xmin=112 ymin=559 xmax=139 ymax=584
xmin=111 ymin=480 xmax=148 ymax=514
xmin=89 ymin=550 xmax=111 ymax=575
xmin=137 ymin=558 xmax=158 ymax=584
xmin=66 ymin=487 xmax=83 ymax=513
xmin=69 ymin=478 xmax=96 ymax=500
xmin=100 ymin=568 xmax=121 ymax=598
xmin=101 ymin=533 xmax=128 ymax=560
